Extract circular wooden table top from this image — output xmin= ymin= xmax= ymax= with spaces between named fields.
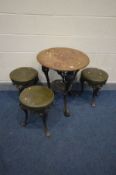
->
xmin=37 ymin=47 xmax=90 ymax=71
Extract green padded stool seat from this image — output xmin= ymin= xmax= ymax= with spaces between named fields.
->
xmin=19 ymin=85 xmax=54 ymax=137
xmin=80 ymin=68 xmax=108 ymax=106
xmin=10 ymin=67 xmax=39 ymax=93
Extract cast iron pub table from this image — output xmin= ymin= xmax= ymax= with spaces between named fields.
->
xmin=37 ymin=47 xmax=90 ymax=116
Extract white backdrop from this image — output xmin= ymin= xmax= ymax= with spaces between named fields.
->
xmin=0 ymin=0 xmax=116 ymax=83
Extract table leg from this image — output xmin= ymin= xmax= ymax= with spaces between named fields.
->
xmin=42 ymin=66 xmax=51 ymax=88
xmin=57 ymin=71 xmax=77 ymax=117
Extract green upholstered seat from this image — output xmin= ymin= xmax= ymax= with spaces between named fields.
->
xmin=19 ymin=85 xmax=54 ymax=110
xmin=81 ymin=68 xmax=108 ymax=86
xmin=10 ymin=67 xmax=38 ymax=85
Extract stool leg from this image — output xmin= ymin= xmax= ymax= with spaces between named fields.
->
xmin=20 ymin=104 xmax=28 ymax=127
xmin=21 ymin=108 xmax=28 ymax=127
xmin=18 ymin=86 xmax=24 ymax=94
xmin=34 ymin=76 xmax=39 ymax=85
xmin=15 ymin=84 xmax=23 ymax=94
xmin=95 ymin=87 xmax=100 ymax=96
xmin=40 ymin=111 xmax=51 ymax=137
xmin=91 ymin=87 xmax=100 ymax=107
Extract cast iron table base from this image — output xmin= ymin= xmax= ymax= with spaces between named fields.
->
xmin=42 ymin=66 xmax=78 ymax=116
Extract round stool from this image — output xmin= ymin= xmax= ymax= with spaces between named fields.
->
xmin=19 ymin=85 xmax=54 ymax=137
xmin=10 ymin=67 xmax=39 ymax=93
xmin=80 ymin=68 xmax=108 ymax=107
